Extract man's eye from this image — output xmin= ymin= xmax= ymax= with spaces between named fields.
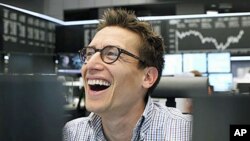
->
xmin=105 ymin=51 xmax=118 ymax=60
xmin=107 ymin=51 xmax=117 ymax=56
xmin=86 ymin=52 xmax=94 ymax=56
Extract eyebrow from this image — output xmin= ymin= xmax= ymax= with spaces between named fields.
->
xmin=86 ymin=45 xmax=122 ymax=49
xmin=85 ymin=45 xmax=95 ymax=48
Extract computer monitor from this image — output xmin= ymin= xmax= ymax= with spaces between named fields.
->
xmin=57 ymin=53 xmax=83 ymax=74
xmin=152 ymin=76 xmax=208 ymax=98
xmin=0 ymin=75 xmax=64 ymax=141
xmin=162 ymin=54 xmax=183 ymax=75
xmin=183 ymin=53 xmax=207 ymax=73
xmin=237 ymin=83 xmax=250 ymax=95
xmin=208 ymin=73 xmax=233 ymax=92
xmin=0 ymin=53 xmax=4 ymax=73
xmin=192 ymin=95 xmax=250 ymax=141
xmin=8 ymin=53 xmax=55 ymax=74
xmin=207 ymin=52 xmax=231 ymax=73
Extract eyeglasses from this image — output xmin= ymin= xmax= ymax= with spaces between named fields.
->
xmin=79 ymin=45 xmax=145 ymax=64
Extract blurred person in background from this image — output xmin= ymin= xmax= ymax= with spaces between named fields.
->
xmin=182 ymin=70 xmax=213 ymax=114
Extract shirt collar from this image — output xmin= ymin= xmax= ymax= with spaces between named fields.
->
xmin=88 ymin=97 xmax=154 ymax=140
xmin=88 ymin=113 xmax=106 ymax=140
xmin=135 ymin=97 xmax=154 ymax=140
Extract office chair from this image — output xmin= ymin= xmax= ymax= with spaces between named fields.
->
xmin=151 ymin=76 xmax=209 ymax=107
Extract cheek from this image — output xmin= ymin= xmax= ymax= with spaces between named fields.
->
xmin=113 ymin=66 xmax=144 ymax=89
xmin=81 ymin=65 xmax=87 ymax=76
xmin=81 ymin=66 xmax=87 ymax=85
xmin=111 ymin=68 xmax=145 ymax=106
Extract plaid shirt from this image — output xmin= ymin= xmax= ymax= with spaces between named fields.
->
xmin=63 ymin=97 xmax=192 ymax=141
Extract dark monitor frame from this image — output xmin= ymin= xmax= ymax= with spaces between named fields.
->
xmin=151 ymin=76 xmax=209 ymax=98
xmin=0 ymin=53 xmax=4 ymax=73
xmin=192 ymin=95 xmax=250 ymax=141
xmin=7 ymin=52 xmax=56 ymax=74
xmin=237 ymin=83 xmax=250 ymax=94
xmin=0 ymin=75 xmax=64 ymax=141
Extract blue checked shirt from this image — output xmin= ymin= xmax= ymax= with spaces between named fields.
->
xmin=63 ymin=97 xmax=192 ymax=141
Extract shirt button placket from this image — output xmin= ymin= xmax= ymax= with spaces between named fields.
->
xmin=140 ymin=133 xmax=145 ymax=141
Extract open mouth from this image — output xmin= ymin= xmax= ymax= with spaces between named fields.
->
xmin=88 ymin=79 xmax=111 ymax=91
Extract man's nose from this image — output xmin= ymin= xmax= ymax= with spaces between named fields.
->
xmin=85 ymin=52 xmax=104 ymax=70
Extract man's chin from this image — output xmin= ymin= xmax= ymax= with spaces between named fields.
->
xmin=86 ymin=104 xmax=105 ymax=114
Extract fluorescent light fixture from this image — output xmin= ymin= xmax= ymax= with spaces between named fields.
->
xmin=57 ymin=69 xmax=81 ymax=74
xmin=206 ymin=10 xmax=218 ymax=15
xmin=138 ymin=12 xmax=250 ymax=21
xmin=63 ymin=20 xmax=99 ymax=25
xmin=231 ymin=56 xmax=250 ymax=61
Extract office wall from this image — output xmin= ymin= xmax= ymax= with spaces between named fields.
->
xmin=48 ymin=0 xmax=247 ymax=20
xmin=45 ymin=0 xmax=168 ymax=20
xmin=44 ymin=0 xmax=64 ymax=20
xmin=44 ymin=0 xmax=206 ymax=20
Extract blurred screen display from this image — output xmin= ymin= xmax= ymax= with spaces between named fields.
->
xmin=209 ymin=73 xmax=233 ymax=92
xmin=162 ymin=54 xmax=183 ymax=75
xmin=208 ymin=52 xmax=231 ymax=73
xmin=183 ymin=53 xmax=207 ymax=73
xmin=57 ymin=53 xmax=83 ymax=74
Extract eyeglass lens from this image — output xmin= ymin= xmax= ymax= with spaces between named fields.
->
xmin=80 ymin=46 xmax=120 ymax=64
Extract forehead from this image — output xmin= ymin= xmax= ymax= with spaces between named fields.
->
xmin=89 ymin=26 xmax=141 ymax=50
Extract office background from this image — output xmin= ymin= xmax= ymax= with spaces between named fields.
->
xmin=1 ymin=0 xmax=250 ymax=117
xmin=1 ymin=2 xmax=250 ymax=140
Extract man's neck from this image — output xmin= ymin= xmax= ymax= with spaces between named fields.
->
xmin=100 ymin=100 xmax=145 ymax=141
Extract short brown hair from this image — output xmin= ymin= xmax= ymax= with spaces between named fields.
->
xmin=190 ymin=70 xmax=202 ymax=77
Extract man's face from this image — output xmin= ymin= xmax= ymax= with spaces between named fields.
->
xmin=81 ymin=26 xmax=147 ymax=115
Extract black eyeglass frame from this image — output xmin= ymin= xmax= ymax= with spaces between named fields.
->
xmin=78 ymin=45 xmax=145 ymax=64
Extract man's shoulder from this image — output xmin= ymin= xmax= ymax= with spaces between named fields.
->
xmin=152 ymin=102 xmax=192 ymax=122
xmin=64 ymin=117 xmax=90 ymax=129
xmin=63 ymin=116 xmax=95 ymax=141
xmin=143 ymin=100 xmax=192 ymax=140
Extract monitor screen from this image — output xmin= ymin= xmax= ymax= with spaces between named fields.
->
xmin=202 ymin=73 xmax=208 ymax=77
xmin=0 ymin=75 xmax=64 ymax=141
xmin=57 ymin=53 xmax=83 ymax=74
xmin=8 ymin=53 xmax=55 ymax=74
xmin=207 ymin=52 xmax=231 ymax=73
xmin=162 ymin=54 xmax=183 ymax=75
xmin=208 ymin=73 xmax=233 ymax=92
xmin=183 ymin=53 xmax=207 ymax=73
xmin=192 ymin=96 xmax=250 ymax=141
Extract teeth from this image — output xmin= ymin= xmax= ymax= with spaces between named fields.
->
xmin=87 ymin=79 xmax=111 ymax=86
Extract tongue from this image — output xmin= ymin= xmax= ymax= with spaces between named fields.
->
xmin=90 ymin=84 xmax=109 ymax=91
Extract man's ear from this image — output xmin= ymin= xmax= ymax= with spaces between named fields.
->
xmin=142 ymin=67 xmax=158 ymax=88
